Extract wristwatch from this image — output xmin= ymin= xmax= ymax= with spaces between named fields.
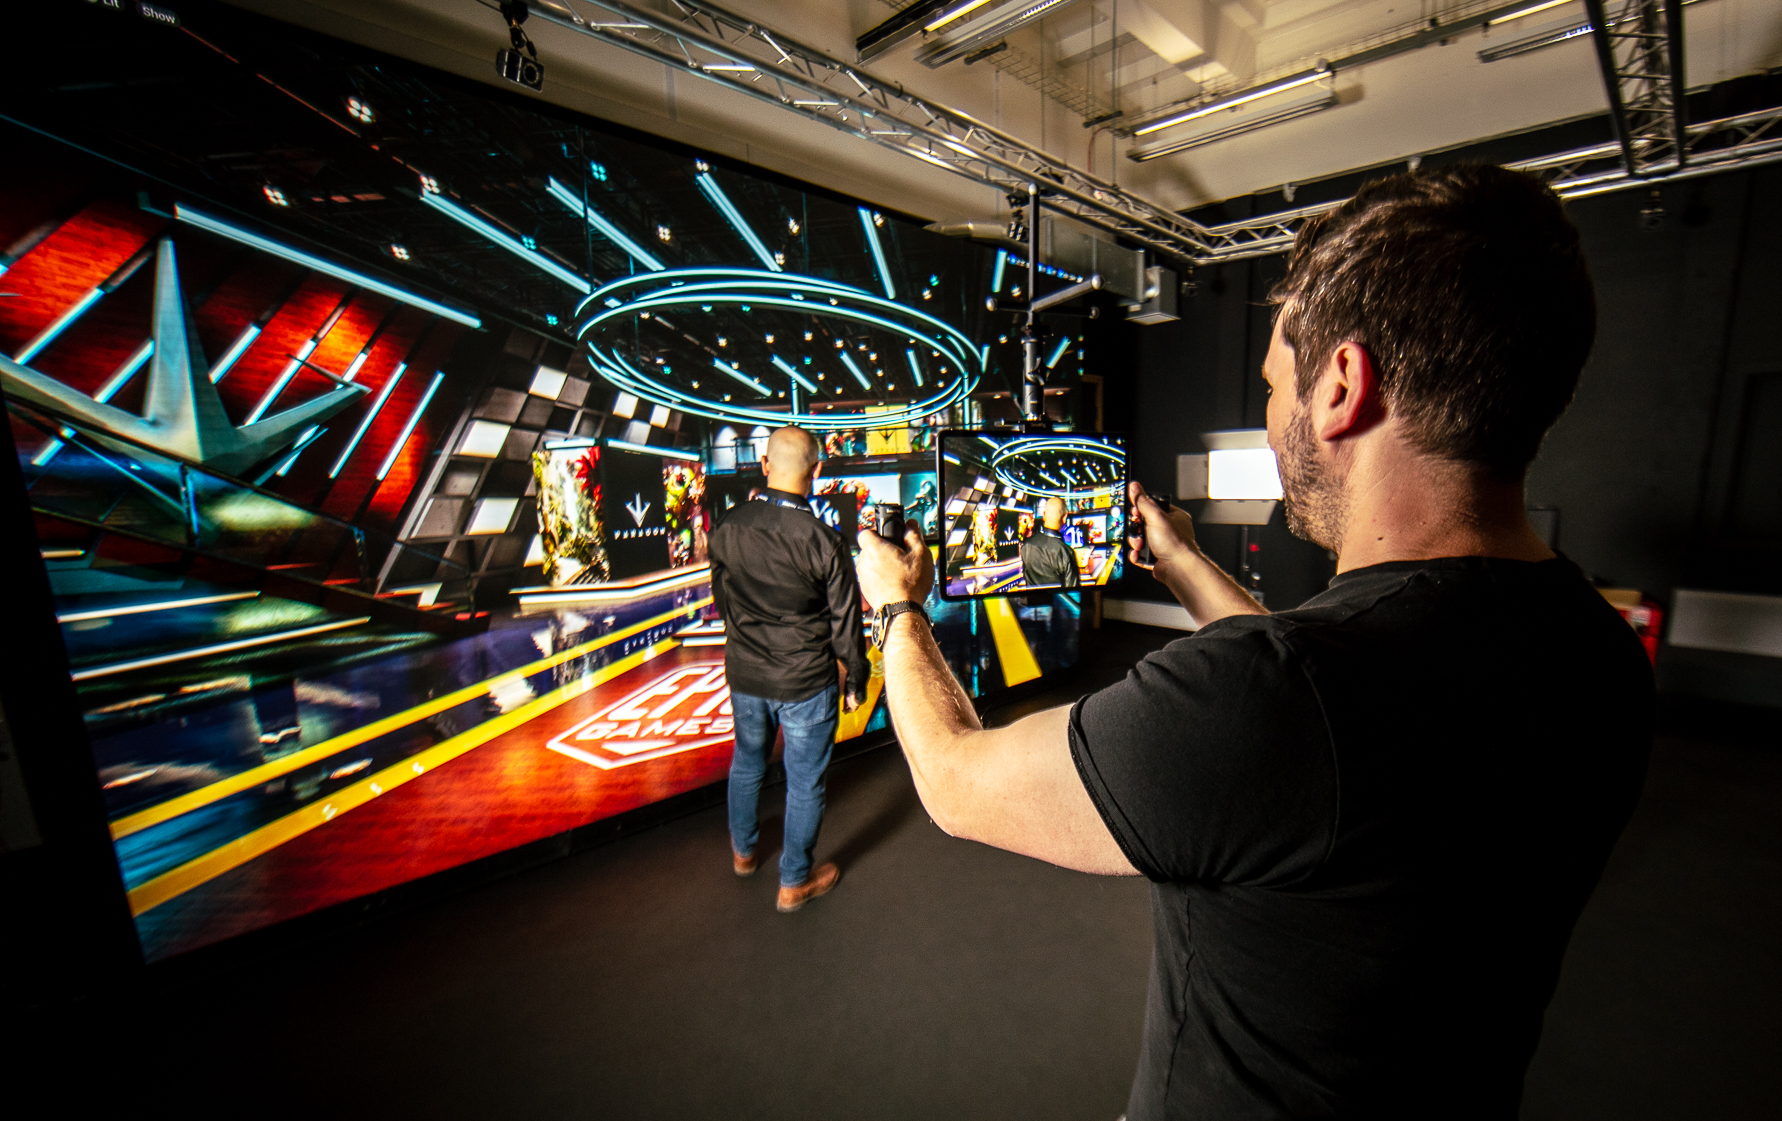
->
xmin=871 ymin=600 xmax=930 ymax=648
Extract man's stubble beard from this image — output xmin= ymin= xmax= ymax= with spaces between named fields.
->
xmin=1278 ymin=404 xmax=1347 ymax=552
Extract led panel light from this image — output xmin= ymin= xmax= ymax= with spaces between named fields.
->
xmin=458 ymin=419 xmax=512 ymax=458
xmin=545 ymin=178 xmax=665 ymax=271
xmin=695 ymin=172 xmax=780 ymax=272
xmin=376 ymin=371 xmax=445 ymax=480
xmin=990 ymin=248 xmax=1006 ymax=294
xmin=905 ymin=349 xmax=925 ymax=387
xmin=173 ymin=205 xmax=480 ymax=327
xmin=1131 ymin=68 xmax=1330 ymax=136
xmin=530 ymin=365 xmax=569 ymax=398
xmin=1207 ymin=448 xmax=1284 ymax=500
xmin=420 ymin=193 xmax=590 ymax=293
xmin=467 ymin=497 xmax=520 ymax=535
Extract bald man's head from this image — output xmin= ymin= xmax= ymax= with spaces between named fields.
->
xmin=1041 ymin=497 xmax=1067 ymax=530
xmin=762 ymin=425 xmax=822 ymax=495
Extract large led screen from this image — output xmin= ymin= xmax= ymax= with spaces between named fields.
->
xmin=3 ymin=0 xmax=1096 ymax=962
xmin=938 ymin=432 xmax=1127 ymax=598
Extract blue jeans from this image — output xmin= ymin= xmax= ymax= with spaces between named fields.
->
xmin=727 ymin=684 xmax=839 ymax=887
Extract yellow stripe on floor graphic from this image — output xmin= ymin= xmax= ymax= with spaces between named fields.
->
xmin=126 ymin=639 xmax=681 ymax=916
xmin=110 ymin=598 xmax=711 ymax=840
xmin=983 ymin=597 xmax=1042 ymax=687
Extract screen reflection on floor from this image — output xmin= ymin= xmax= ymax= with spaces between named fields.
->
xmin=86 ymin=570 xmax=1076 ymax=961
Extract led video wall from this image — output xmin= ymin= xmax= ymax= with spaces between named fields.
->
xmin=3 ymin=0 xmax=1096 ymax=962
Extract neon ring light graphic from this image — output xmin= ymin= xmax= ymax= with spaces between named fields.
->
xmin=990 ymin=436 xmax=1125 ymax=500
xmin=575 ymin=268 xmax=982 ymax=431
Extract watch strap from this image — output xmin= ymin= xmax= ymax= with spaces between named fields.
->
xmin=872 ymin=600 xmax=929 ymax=647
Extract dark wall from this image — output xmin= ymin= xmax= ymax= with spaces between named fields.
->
xmin=1107 ymin=253 xmax=1338 ymax=611
xmin=1106 ymin=161 xmax=1782 ymax=699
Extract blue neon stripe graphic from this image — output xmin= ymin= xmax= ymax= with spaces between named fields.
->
xmin=419 ymin=193 xmax=590 ymax=293
xmin=1045 ymin=335 xmax=1072 ymax=369
xmin=713 ymin=356 xmax=773 ymax=396
xmin=991 ymin=249 xmax=1006 ymax=294
xmin=545 ymin=178 xmax=664 ymax=271
xmin=376 ymin=371 xmax=445 ymax=480
xmin=173 ymin=205 xmax=480 ymax=328
xmin=208 ymin=324 xmax=260 ymax=383
xmin=838 ymin=351 xmax=873 ymax=390
xmin=905 ymin=348 xmax=925 ymax=387
xmin=859 ymin=208 xmax=895 ymax=299
xmin=245 ymin=338 xmax=318 ymax=425
xmin=606 ymin=438 xmax=703 ymax=461
xmin=15 ymin=288 xmax=104 ymax=364
xmin=770 ymin=354 xmax=819 ymax=394
xmin=329 ymin=363 xmax=406 ymax=478
xmin=30 ymin=339 xmax=157 ymax=467
xmin=695 ymin=173 xmax=780 ymax=272
xmin=273 ymin=425 xmax=325 ymax=477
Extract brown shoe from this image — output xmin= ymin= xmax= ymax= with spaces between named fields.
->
xmin=776 ymin=863 xmax=840 ymax=913
xmin=733 ymin=848 xmax=760 ymax=877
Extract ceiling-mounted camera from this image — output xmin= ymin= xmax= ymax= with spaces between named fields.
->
xmin=496 ymin=0 xmax=544 ymax=91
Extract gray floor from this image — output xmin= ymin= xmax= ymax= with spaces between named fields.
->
xmin=26 ymin=622 xmax=1782 ymax=1119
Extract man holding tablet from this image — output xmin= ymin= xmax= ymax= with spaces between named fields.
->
xmin=855 ymin=165 xmax=1652 ymax=1118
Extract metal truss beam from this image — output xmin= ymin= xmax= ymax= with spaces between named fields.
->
xmin=1583 ymin=0 xmax=1687 ymax=176
xmin=528 ymin=0 xmax=1215 ymax=263
xmin=1195 ymin=106 xmax=1782 ymax=263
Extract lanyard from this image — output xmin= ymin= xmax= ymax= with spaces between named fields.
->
xmin=753 ymin=492 xmax=817 ymax=517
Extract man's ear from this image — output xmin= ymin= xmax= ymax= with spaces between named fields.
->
xmin=759 ymin=454 xmax=771 ymax=475
xmin=811 ymin=459 xmax=824 ymax=482
xmin=1314 ymin=341 xmax=1380 ymax=441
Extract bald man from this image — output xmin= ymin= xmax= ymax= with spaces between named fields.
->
xmin=707 ymin=425 xmax=868 ymax=912
xmin=1019 ymin=496 xmax=1081 ymax=589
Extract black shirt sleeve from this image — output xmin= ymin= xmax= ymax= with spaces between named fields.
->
xmin=823 ymin=535 xmax=870 ymax=697
xmin=1069 ymin=620 xmax=1338 ymax=885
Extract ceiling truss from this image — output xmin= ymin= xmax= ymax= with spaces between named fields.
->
xmin=525 ymin=0 xmax=1782 ymax=267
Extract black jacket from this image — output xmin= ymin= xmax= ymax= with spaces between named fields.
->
xmin=1020 ymin=526 xmax=1080 ymax=588
xmin=708 ymin=489 xmax=869 ymax=702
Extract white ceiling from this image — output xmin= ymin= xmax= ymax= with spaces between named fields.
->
xmin=232 ymin=0 xmax=1782 ymax=226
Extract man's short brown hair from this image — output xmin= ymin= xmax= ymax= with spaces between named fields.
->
xmin=1271 ymin=164 xmax=1596 ymax=478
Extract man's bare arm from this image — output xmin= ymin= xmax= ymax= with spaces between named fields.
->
xmin=858 ymin=529 xmax=1138 ymax=877
xmin=1129 ymin=483 xmax=1269 ymax=628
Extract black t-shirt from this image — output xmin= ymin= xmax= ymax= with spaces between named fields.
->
xmin=1070 ymin=556 xmax=1652 ymax=1119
